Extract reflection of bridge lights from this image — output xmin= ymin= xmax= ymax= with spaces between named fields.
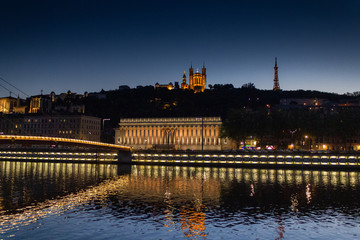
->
xmin=290 ymin=194 xmax=299 ymax=212
xmin=250 ymin=183 xmax=255 ymax=197
xmin=306 ymin=184 xmax=312 ymax=204
xmin=0 ymin=175 xmax=130 ymax=235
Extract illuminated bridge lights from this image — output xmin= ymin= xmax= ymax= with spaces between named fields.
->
xmin=130 ymin=152 xmax=360 ymax=169
xmin=277 ymin=155 xmax=284 ymax=164
xmin=0 ymin=150 xmax=118 ymax=162
xmin=348 ymin=156 xmax=357 ymax=165
xmin=0 ymin=134 xmax=131 ymax=151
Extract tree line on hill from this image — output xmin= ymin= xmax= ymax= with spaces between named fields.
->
xmin=221 ymin=108 xmax=360 ymax=150
xmin=81 ymin=84 xmax=360 ymax=146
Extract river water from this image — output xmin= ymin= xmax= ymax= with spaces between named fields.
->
xmin=1 ymin=161 xmax=360 ymax=239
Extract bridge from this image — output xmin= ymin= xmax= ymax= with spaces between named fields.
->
xmin=0 ymin=135 xmax=131 ymax=151
xmin=0 ymin=135 xmax=132 ymax=163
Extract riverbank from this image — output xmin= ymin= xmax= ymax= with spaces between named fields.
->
xmin=132 ymin=150 xmax=360 ymax=170
xmin=2 ymin=148 xmax=360 ymax=170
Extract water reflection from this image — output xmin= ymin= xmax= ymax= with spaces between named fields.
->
xmin=1 ymin=163 xmax=360 ymax=239
xmin=0 ymin=161 xmax=125 ymax=213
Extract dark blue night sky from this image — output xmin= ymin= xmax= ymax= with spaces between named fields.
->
xmin=0 ymin=0 xmax=359 ymax=97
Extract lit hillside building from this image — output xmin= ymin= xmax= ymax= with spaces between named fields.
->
xmin=28 ymin=90 xmax=86 ymax=114
xmin=0 ymin=96 xmax=26 ymax=114
xmin=155 ymin=82 xmax=174 ymax=90
xmin=188 ymin=64 xmax=206 ymax=93
xmin=155 ymin=64 xmax=207 ymax=93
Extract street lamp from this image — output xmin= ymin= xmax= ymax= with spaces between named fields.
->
xmin=102 ymin=118 xmax=110 ymax=130
xmin=290 ymin=130 xmax=296 ymax=148
xmin=304 ymin=135 xmax=311 ymax=151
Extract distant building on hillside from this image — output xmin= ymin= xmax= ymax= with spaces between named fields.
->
xmin=279 ymin=98 xmax=331 ymax=109
xmin=0 ymin=97 xmax=18 ymax=114
xmin=188 ymin=64 xmax=207 ymax=93
xmin=155 ymin=82 xmax=174 ymax=90
xmin=28 ymin=90 xmax=87 ymax=114
xmin=155 ymin=64 xmax=207 ymax=93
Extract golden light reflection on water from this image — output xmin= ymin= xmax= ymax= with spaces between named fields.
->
xmin=306 ymin=184 xmax=312 ymax=204
xmin=179 ymin=208 xmax=207 ymax=238
xmin=0 ymin=175 xmax=130 ymax=234
xmin=1 ymin=163 xmax=360 ymax=238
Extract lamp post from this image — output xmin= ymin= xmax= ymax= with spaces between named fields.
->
xmin=305 ymin=135 xmax=312 ymax=151
xmin=201 ymin=117 xmax=204 ymax=151
xmin=290 ymin=130 xmax=296 ymax=148
xmin=102 ymin=118 xmax=110 ymax=130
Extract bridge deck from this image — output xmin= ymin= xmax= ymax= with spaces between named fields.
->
xmin=0 ymin=135 xmax=131 ymax=151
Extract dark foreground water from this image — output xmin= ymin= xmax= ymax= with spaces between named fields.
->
xmin=1 ymin=161 xmax=360 ymax=239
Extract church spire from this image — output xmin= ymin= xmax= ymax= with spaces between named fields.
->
xmin=273 ymin=57 xmax=280 ymax=91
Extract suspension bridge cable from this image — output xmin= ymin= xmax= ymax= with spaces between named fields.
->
xmin=0 ymin=83 xmax=12 ymax=95
xmin=0 ymin=76 xmax=29 ymax=97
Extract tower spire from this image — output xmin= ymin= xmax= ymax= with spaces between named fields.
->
xmin=273 ymin=57 xmax=280 ymax=91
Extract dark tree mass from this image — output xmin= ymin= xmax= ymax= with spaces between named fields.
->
xmin=83 ymin=85 xmax=360 ymax=149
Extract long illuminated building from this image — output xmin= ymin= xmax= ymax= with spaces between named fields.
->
xmin=0 ymin=115 xmax=101 ymax=141
xmin=115 ymin=117 xmax=229 ymax=150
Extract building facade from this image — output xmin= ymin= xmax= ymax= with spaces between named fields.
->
xmin=0 ymin=115 xmax=101 ymax=141
xmin=0 ymin=97 xmax=26 ymax=114
xmin=115 ymin=117 xmax=229 ymax=150
xmin=155 ymin=82 xmax=174 ymax=90
xmin=188 ymin=64 xmax=206 ymax=93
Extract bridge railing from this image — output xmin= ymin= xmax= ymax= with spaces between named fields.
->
xmin=0 ymin=135 xmax=131 ymax=151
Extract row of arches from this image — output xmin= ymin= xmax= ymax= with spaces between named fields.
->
xmin=117 ymin=125 xmax=221 ymax=146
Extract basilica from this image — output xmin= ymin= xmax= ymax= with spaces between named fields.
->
xmin=155 ymin=64 xmax=207 ymax=93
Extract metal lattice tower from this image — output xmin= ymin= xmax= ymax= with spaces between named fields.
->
xmin=273 ymin=57 xmax=280 ymax=91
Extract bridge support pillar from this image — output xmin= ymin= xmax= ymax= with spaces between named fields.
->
xmin=117 ymin=150 xmax=132 ymax=164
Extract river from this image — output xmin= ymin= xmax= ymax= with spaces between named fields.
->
xmin=1 ymin=161 xmax=360 ymax=239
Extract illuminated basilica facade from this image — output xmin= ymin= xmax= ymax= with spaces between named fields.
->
xmin=115 ymin=117 xmax=229 ymax=150
xmin=156 ymin=64 xmax=207 ymax=93
xmin=182 ymin=64 xmax=207 ymax=93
